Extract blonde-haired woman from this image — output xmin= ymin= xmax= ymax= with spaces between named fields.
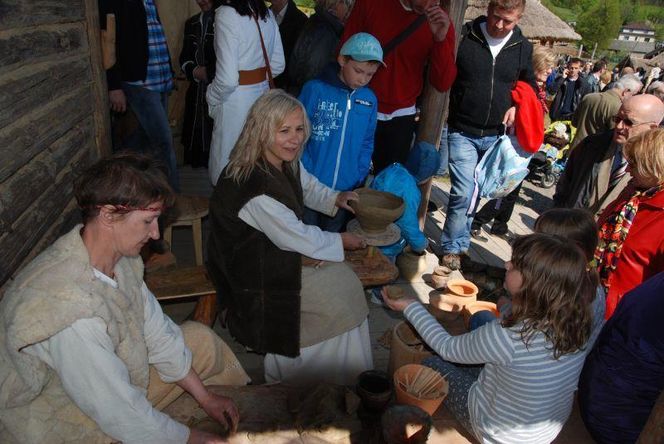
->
xmin=207 ymin=90 xmax=373 ymax=385
xmin=595 ymin=127 xmax=664 ymax=318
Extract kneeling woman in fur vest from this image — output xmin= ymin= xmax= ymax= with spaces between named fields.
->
xmin=208 ymin=90 xmax=373 ymax=385
xmin=0 ymin=153 xmax=250 ymax=444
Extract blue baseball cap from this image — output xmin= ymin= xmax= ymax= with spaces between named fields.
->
xmin=405 ymin=141 xmax=441 ymax=184
xmin=340 ymin=32 xmax=386 ymax=67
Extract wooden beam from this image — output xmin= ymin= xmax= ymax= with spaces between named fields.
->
xmin=416 ymin=0 xmax=468 ymax=228
xmin=0 ymin=87 xmax=92 ymax=182
xmin=84 ymin=0 xmax=112 ymax=157
xmin=0 ymin=0 xmax=84 ymax=31
xmin=0 ymin=56 xmax=90 ymax=129
xmin=0 ymin=24 xmax=87 ymax=76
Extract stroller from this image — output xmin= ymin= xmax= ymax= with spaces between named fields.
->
xmin=527 ymin=121 xmax=576 ymax=189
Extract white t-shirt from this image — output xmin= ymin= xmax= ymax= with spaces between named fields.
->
xmin=480 ymin=22 xmax=513 ymax=59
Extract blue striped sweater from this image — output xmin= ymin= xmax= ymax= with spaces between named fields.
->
xmin=403 ymin=291 xmax=604 ymax=443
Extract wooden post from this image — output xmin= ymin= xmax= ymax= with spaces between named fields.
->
xmin=416 ymin=0 xmax=468 ymax=228
xmin=84 ymin=0 xmax=112 ymax=157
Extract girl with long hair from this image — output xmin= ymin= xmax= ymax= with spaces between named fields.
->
xmin=384 ymin=233 xmax=603 ymax=443
xmin=208 ymin=90 xmax=374 ymax=386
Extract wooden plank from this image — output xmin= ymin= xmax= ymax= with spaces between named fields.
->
xmin=0 ymin=170 xmax=76 ymax=284
xmin=0 ymin=23 xmax=87 ymax=75
xmin=0 ymin=120 xmax=93 ymax=231
xmin=0 ymin=86 xmax=92 ymax=182
xmin=146 ymin=265 xmax=216 ymax=300
xmin=0 ymin=56 xmax=90 ymax=129
xmin=0 ymin=0 xmax=84 ymax=31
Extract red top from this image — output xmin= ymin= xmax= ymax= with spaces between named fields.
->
xmin=340 ymin=0 xmax=457 ymax=114
xmin=597 ymin=185 xmax=664 ymax=318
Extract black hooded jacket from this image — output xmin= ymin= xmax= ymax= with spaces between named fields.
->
xmin=448 ymin=17 xmax=536 ymax=137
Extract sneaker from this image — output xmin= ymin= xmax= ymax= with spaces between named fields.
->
xmin=441 ymin=253 xmax=461 ymax=270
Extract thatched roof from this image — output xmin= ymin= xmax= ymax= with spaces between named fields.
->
xmin=464 ymin=0 xmax=581 ymax=42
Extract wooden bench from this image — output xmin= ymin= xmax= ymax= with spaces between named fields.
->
xmin=145 ymin=265 xmax=217 ymax=327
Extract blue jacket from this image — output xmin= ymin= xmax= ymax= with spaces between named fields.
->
xmin=299 ymin=63 xmax=377 ymax=191
xmin=370 ymin=164 xmax=428 ymax=257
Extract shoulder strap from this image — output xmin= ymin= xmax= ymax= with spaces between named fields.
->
xmin=382 ymin=15 xmax=426 ymax=56
xmin=253 ymin=15 xmax=275 ymax=89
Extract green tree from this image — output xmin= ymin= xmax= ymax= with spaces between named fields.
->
xmin=576 ymin=0 xmax=622 ymax=50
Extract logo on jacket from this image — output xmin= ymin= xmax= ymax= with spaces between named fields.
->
xmin=355 ymin=99 xmax=373 ymax=107
xmin=311 ymin=100 xmax=342 ymax=142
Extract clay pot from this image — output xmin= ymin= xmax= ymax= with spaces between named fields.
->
xmin=462 ymin=301 xmax=500 ymax=330
xmin=387 ymin=322 xmax=433 ymax=377
xmin=349 ymin=188 xmax=405 ymax=233
xmin=393 ymin=364 xmax=448 ymax=416
xmin=431 ymin=279 xmax=478 ymax=314
xmin=429 ymin=273 xmax=449 ymax=290
xmin=396 ymin=247 xmax=428 ymax=282
xmin=357 ymin=370 xmax=393 ymax=413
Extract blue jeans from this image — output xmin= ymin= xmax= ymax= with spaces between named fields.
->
xmin=122 ymin=83 xmax=180 ymax=191
xmin=435 ymin=124 xmax=449 ymax=176
xmin=440 ymin=130 xmax=498 ymax=254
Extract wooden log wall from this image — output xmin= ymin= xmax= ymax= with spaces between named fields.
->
xmin=0 ymin=0 xmax=110 ymax=293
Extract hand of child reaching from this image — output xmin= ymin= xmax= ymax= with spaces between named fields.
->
xmin=335 ymin=191 xmax=359 ymax=213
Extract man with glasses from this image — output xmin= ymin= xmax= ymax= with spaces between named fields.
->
xmin=554 ymin=94 xmax=664 ymax=215
xmin=570 ymin=74 xmax=643 ymax=151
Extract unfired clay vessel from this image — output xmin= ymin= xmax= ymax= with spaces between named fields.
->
xmin=349 ymin=188 xmax=404 ymax=233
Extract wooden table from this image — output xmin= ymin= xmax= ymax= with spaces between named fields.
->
xmin=145 ymin=265 xmax=217 ymax=327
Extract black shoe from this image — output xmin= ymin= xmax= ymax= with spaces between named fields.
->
xmin=471 ymin=228 xmax=482 ymax=238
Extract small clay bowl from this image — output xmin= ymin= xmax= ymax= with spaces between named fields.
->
xmin=393 ymin=364 xmax=448 ymax=416
xmin=349 ymin=188 xmax=405 ymax=233
xmin=462 ymin=301 xmax=500 ymax=330
xmin=357 ymin=370 xmax=393 ymax=412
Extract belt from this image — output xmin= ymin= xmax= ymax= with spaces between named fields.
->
xmin=238 ymin=67 xmax=267 ymax=85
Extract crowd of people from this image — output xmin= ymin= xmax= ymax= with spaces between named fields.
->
xmin=1 ymin=0 xmax=663 ymax=442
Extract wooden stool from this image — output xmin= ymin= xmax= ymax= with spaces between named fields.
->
xmin=164 ymin=194 xmax=209 ymax=266
xmin=146 ymin=265 xmax=217 ymax=327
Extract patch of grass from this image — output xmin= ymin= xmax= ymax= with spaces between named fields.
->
xmin=541 ymin=0 xmax=578 ymax=23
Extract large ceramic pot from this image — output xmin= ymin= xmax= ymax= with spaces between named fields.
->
xmin=349 ymin=188 xmax=404 ymax=233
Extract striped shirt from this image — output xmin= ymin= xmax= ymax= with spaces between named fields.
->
xmin=127 ymin=0 xmax=173 ymax=92
xmin=403 ymin=290 xmax=605 ymax=443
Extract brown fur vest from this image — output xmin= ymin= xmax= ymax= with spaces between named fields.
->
xmin=208 ymin=161 xmax=304 ymax=357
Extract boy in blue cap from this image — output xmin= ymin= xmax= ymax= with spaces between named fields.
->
xmin=299 ymin=32 xmax=384 ymax=231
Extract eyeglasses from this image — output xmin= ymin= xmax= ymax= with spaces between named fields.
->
xmin=613 ymin=115 xmax=655 ymax=128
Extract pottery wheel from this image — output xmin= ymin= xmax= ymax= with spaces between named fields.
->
xmin=347 ymin=219 xmax=401 ymax=246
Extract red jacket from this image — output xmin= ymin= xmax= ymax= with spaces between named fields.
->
xmin=340 ymin=0 xmax=457 ymax=114
xmin=598 ymin=185 xmax=664 ymax=318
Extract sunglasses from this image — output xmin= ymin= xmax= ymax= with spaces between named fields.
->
xmin=613 ymin=115 xmax=654 ymax=128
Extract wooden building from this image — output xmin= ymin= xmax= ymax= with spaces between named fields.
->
xmin=0 ymin=0 xmax=110 ymax=292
